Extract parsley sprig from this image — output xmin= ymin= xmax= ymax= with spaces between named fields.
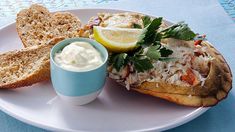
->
xmin=160 ymin=21 xmax=196 ymax=40
xmin=109 ymin=16 xmax=197 ymax=72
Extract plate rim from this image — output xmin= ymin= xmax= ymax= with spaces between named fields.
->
xmin=0 ymin=8 xmax=209 ymax=132
xmin=0 ymin=98 xmax=209 ymax=132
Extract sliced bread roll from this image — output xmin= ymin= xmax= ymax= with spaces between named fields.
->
xmin=0 ymin=37 xmax=64 ymax=88
xmin=16 ymin=4 xmax=81 ymax=47
xmin=109 ymin=41 xmax=232 ymax=107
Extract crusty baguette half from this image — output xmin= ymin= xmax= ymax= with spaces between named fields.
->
xmin=132 ymin=41 xmax=232 ymax=107
xmin=0 ymin=37 xmax=64 ymax=89
xmin=16 ymin=4 xmax=81 ymax=47
xmin=92 ymin=13 xmax=232 ymax=107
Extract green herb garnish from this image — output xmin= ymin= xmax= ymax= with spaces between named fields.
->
xmin=159 ymin=47 xmax=174 ymax=57
xmin=109 ymin=53 xmax=128 ymax=71
xmin=133 ymin=23 xmax=142 ymax=29
xmin=109 ymin=16 xmax=197 ymax=72
xmin=137 ymin=17 xmax=162 ymax=46
xmin=131 ymin=56 xmax=153 ymax=72
xmin=146 ymin=45 xmax=161 ymax=60
xmin=142 ymin=16 xmax=152 ymax=27
xmin=160 ymin=21 xmax=196 ymax=40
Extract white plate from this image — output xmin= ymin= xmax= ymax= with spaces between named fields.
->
xmin=0 ymin=9 xmax=208 ymax=132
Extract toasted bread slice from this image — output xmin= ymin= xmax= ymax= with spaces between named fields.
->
xmin=0 ymin=37 xmax=64 ymax=89
xmin=16 ymin=4 xmax=81 ymax=47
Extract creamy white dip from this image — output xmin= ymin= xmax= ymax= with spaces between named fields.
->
xmin=54 ymin=41 xmax=103 ymax=72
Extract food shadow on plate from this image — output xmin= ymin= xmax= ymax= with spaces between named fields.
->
xmin=44 ymin=78 xmax=200 ymax=130
xmin=48 ymin=78 xmax=199 ymax=111
xmin=0 ymin=80 xmax=54 ymax=110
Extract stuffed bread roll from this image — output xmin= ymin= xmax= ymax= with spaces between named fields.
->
xmin=86 ymin=12 xmax=232 ymax=107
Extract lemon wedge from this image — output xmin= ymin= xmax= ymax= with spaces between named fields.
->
xmin=93 ymin=26 xmax=142 ymax=52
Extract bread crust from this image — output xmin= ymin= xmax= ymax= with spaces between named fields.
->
xmin=132 ymin=41 xmax=232 ymax=107
xmin=0 ymin=37 xmax=64 ymax=89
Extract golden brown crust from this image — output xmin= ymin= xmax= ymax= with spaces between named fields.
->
xmin=132 ymin=88 xmax=203 ymax=107
xmin=0 ymin=60 xmax=50 ymax=89
xmin=0 ymin=37 xmax=64 ymax=89
xmin=132 ymin=41 xmax=232 ymax=107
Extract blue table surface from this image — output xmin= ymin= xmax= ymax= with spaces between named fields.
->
xmin=0 ymin=0 xmax=234 ymax=131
